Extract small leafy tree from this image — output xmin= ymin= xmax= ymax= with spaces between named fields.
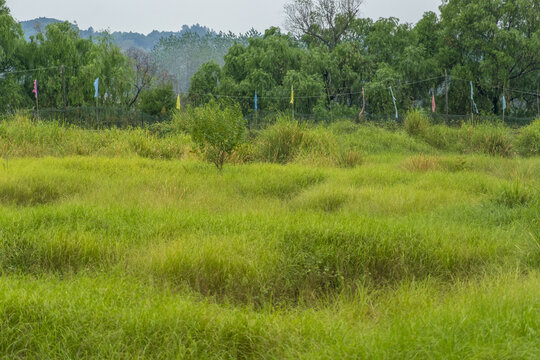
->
xmin=185 ymin=100 xmax=245 ymax=170
xmin=138 ymin=83 xmax=176 ymax=116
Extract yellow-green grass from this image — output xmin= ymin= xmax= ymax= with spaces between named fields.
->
xmin=1 ymin=117 xmax=539 ymax=358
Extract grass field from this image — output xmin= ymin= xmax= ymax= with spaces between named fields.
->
xmin=1 ymin=114 xmax=539 ymax=358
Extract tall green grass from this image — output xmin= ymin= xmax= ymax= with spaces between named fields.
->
xmin=0 ymin=114 xmax=539 ymax=357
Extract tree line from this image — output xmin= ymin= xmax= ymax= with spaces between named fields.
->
xmin=0 ymin=0 xmax=245 ymax=116
xmin=1 ymin=0 xmax=538 ymax=119
xmin=189 ymin=0 xmax=539 ymax=119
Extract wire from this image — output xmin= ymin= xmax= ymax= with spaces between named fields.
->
xmin=3 ymin=65 xmax=538 ymax=99
xmin=450 ymin=77 xmax=539 ymax=96
xmin=0 ymin=65 xmax=69 ymax=76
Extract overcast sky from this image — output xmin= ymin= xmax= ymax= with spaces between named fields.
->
xmin=7 ymin=0 xmax=441 ymax=34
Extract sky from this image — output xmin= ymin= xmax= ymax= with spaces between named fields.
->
xmin=7 ymin=0 xmax=441 ymax=35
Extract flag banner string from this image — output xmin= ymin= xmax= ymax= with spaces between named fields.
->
xmin=94 ymin=78 xmax=100 ymax=98
xmin=32 ymin=80 xmax=38 ymax=100
xmin=389 ymin=86 xmax=398 ymax=120
xmin=470 ymin=81 xmax=479 ymax=114
xmin=290 ymin=86 xmax=294 ymax=104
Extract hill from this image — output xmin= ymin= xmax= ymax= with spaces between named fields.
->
xmin=19 ymin=17 xmax=213 ymax=51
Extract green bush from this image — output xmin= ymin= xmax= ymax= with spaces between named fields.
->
xmin=334 ymin=149 xmax=363 ymax=168
xmin=404 ymin=109 xmax=430 ymax=137
xmin=138 ymin=83 xmax=176 ymax=116
xmin=255 ymin=119 xmax=305 ymax=164
xmin=493 ymin=179 xmax=532 ymax=207
xmin=467 ymin=125 xmax=514 ymax=157
xmin=423 ymin=125 xmax=462 ymax=151
xmin=184 ymin=100 xmax=245 ymax=170
xmin=517 ymin=119 xmax=540 ymax=157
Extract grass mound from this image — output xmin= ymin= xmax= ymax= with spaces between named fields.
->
xmin=0 ymin=174 xmax=84 ymax=206
xmin=235 ymin=164 xmax=326 ymax=199
xmin=0 ymin=116 xmax=539 ymax=357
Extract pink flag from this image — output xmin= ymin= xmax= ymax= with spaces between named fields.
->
xmin=32 ymin=80 xmax=38 ymax=99
xmin=431 ymin=94 xmax=436 ymax=113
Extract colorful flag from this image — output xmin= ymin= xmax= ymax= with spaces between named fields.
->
xmin=176 ymin=94 xmax=181 ymax=110
xmin=32 ymin=80 xmax=38 ymax=99
xmin=389 ymin=86 xmax=398 ymax=120
xmin=432 ymin=94 xmax=436 ymax=113
xmin=254 ymin=91 xmax=258 ymax=111
xmin=94 ymin=78 xmax=99 ymax=98
xmin=502 ymin=95 xmax=507 ymax=111
xmin=290 ymin=86 xmax=294 ymax=105
xmin=470 ymin=81 xmax=479 ymax=114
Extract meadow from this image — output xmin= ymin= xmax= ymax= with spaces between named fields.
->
xmin=0 ymin=113 xmax=539 ymax=359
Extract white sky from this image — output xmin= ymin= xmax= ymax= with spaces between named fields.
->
xmin=7 ymin=0 xmax=441 ymax=34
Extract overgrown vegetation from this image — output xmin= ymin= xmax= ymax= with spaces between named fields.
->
xmin=179 ymin=101 xmax=245 ymax=170
xmin=517 ymin=119 xmax=540 ymax=157
xmin=2 ymin=0 xmax=538 ymax=120
xmin=0 ymin=113 xmax=539 ymax=357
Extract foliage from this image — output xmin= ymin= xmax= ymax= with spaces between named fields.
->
xmin=517 ymin=119 xmax=540 ymax=157
xmin=284 ymin=0 xmax=362 ymax=49
xmin=404 ymin=108 xmax=430 ymax=137
xmin=494 ymin=179 xmax=533 ymax=208
xmin=254 ymin=119 xmax=306 ymax=163
xmin=138 ymin=83 xmax=176 ymax=116
xmin=0 ymin=0 xmax=27 ymax=111
xmin=182 ymin=100 xmax=246 ymax=170
xmin=152 ymin=31 xmax=244 ymax=93
xmin=466 ymin=124 xmax=514 ymax=158
xmin=0 ymin=148 xmax=539 ymax=358
xmin=186 ymin=0 xmax=538 ymax=118
xmin=2 ymin=0 xmax=539 ymax=119
xmin=334 ymin=148 xmax=363 ymax=168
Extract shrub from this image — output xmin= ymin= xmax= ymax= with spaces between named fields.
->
xmin=334 ymin=149 xmax=363 ymax=168
xmin=404 ymin=109 xmax=430 ymax=137
xmin=255 ymin=119 xmax=305 ymax=164
xmin=403 ymin=154 xmax=440 ymax=172
xmin=138 ymin=83 xmax=176 ymax=116
xmin=423 ymin=125 xmax=462 ymax=151
xmin=516 ymin=119 xmax=540 ymax=157
xmin=184 ymin=100 xmax=245 ymax=170
xmin=493 ymin=179 xmax=532 ymax=207
xmin=439 ymin=156 xmax=469 ymax=172
xmin=468 ymin=125 xmax=514 ymax=157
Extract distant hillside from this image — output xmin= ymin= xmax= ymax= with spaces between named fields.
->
xmin=19 ymin=17 xmax=214 ymax=51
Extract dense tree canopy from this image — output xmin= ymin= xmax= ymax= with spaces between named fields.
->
xmin=0 ymin=0 xmax=538 ymax=119
xmin=189 ymin=0 xmax=539 ymax=118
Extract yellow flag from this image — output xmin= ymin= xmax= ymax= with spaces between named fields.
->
xmin=290 ymin=85 xmax=294 ymax=105
xmin=176 ymin=94 xmax=181 ymax=110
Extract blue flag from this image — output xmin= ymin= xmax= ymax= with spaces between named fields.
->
xmin=470 ymin=81 xmax=479 ymax=114
xmin=389 ymin=86 xmax=398 ymax=120
xmin=94 ymin=78 xmax=99 ymax=98
xmin=502 ymin=95 xmax=507 ymax=111
xmin=254 ymin=91 xmax=258 ymax=111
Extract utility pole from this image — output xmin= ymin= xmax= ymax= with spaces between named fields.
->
xmin=444 ymin=69 xmax=448 ymax=124
xmin=61 ymin=65 xmax=66 ymax=119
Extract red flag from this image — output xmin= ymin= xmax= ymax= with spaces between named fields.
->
xmin=32 ymin=80 xmax=38 ymax=99
xmin=431 ymin=94 xmax=436 ymax=113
